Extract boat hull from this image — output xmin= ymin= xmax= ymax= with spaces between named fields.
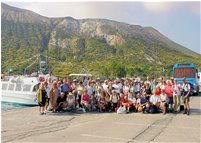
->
xmin=1 ymin=91 xmax=38 ymax=106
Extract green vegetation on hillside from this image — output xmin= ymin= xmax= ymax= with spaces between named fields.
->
xmin=2 ymin=15 xmax=201 ymax=78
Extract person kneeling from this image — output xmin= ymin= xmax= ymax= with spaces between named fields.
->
xmin=81 ymin=89 xmax=90 ymax=112
xmin=66 ymin=92 xmax=75 ymax=111
xmin=122 ymin=94 xmax=130 ymax=113
xmin=138 ymin=92 xmax=150 ymax=113
xmin=159 ymin=90 xmax=168 ymax=115
xmin=98 ymin=95 xmax=106 ymax=112
xmin=57 ymin=92 xmax=67 ymax=112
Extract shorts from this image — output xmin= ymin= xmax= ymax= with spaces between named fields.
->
xmin=168 ymin=97 xmax=173 ymax=104
xmin=183 ymin=96 xmax=190 ymax=102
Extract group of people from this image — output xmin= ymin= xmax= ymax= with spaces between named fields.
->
xmin=37 ymin=74 xmax=191 ymax=116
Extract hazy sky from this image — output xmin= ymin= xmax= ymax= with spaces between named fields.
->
xmin=3 ymin=1 xmax=201 ymax=54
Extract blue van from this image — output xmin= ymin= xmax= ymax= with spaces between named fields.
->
xmin=172 ymin=63 xmax=200 ymax=95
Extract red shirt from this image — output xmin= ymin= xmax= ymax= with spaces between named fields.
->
xmin=155 ymin=89 xmax=161 ymax=96
xmin=164 ymin=85 xmax=173 ymax=97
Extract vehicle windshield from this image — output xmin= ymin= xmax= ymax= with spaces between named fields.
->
xmin=174 ymin=68 xmax=195 ymax=78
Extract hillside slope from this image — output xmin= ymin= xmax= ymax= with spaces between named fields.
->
xmin=1 ymin=3 xmax=201 ymax=77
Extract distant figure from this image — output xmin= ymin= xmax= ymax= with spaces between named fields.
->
xmin=37 ymin=83 xmax=47 ymax=115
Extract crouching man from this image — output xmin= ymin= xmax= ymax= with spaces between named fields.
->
xmin=138 ymin=92 xmax=150 ymax=113
xmin=57 ymin=92 xmax=67 ymax=112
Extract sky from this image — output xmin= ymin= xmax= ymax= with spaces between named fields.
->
xmin=2 ymin=1 xmax=201 ymax=54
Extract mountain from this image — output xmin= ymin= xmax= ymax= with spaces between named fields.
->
xmin=1 ymin=3 xmax=201 ymax=78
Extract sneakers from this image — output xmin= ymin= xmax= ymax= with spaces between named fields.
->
xmin=82 ymin=108 xmax=86 ymax=113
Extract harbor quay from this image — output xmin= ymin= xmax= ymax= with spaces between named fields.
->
xmin=1 ymin=94 xmax=201 ymax=143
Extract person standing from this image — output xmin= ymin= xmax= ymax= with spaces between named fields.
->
xmin=50 ymin=81 xmax=58 ymax=113
xmin=77 ymin=81 xmax=84 ymax=108
xmin=164 ymin=80 xmax=174 ymax=112
xmin=61 ymin=78 xmax=70 ymax=99
xmin=173 ymin=79 xmax=182 ymax=112
xmin=45 ymin=77 xmax=52 ymax=112
xmin=182 ymin=78 xmax=191 ymax=115
xmin=37 ymin=83 xmax=47 ymax=115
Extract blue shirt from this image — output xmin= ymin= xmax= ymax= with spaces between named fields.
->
xmin=140 ymin=98 xmax=148 ymax=104
xmin=61 ymin=84 xmax=69 ymax=92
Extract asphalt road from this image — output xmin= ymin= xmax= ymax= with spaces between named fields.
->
xmin=2 ymin=93 xmax=201 ymax=143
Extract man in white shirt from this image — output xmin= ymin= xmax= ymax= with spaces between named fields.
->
xmin=182 ymin=78 xmax=191 ymax=115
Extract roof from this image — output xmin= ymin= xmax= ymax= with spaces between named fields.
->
xmin=69 ymin=74 xmax=92 ymax=77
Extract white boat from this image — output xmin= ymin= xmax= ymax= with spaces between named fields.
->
xmin=1 ymin=76 xmax=40 ymax=105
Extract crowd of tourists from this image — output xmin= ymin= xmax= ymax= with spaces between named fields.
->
xmin=37 ymin=72 xmax=191 ymax=116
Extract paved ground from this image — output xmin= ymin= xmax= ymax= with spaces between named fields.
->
xmin=2 ymin=93 xmax=201 ymax=143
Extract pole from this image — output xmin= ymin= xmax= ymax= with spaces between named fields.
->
xmin=39 ymin=54 xmax=41 ymax=74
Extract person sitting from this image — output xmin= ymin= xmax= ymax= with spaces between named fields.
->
xmin=138 ymin=92 xmax=150 ymax=113
xmin=135 ymin=93 xmax=141 ymax=112
xmin=110 ymin=90 xmax=119 ymax=112
xmin=128 ymin=93 xmax=137 ymax=112
xmin=57 ymin=92 xmax=67 ymax=112
xmin=119 ymin=92 xmax=125 ymax=107
xmin=105 ymin=92 xmax=111 ymax=112
xmin=159 ymin=89 xmax=168 ymax=115
xmin=149 ymin=91 xmax=160 ymax=113
xmin=98 ymin=94 xmax=106 ymax=112
xmin=122 ymin=94 xmax=130 ymax=113
xmin=89 ymin=93 xmax=98 ymax=111
xmin=66 ymin=92 xmax=75 ymax=110
xmin=81 ymin=89 xmax=90 ymax=112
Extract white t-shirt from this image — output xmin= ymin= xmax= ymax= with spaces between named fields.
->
xmin=102 ymin=83 xmax=108 ymax=92
xmin=128 ymin=97 xmax=136 ymax=103
xmin=87 ymin=85 xmax=93 ymax=96
xmin=112 ymin=84 xmax=120 ymax=94
xmin=46 ymin=83 xmax=52 ymax=98
xmin=134 ymin=84 xmax=140 ymax=92
xmin=182 ymin=83 xmax=190 ymax=92
xmin=118 ymin=83 xmax=123 ymax=91
xmin=137 ymin=98 xmax=141 ymax=104
xmin=67 ymin=97 xmax=75 ymax=106
xmin=149 ymin=95 xmax=159 ymax=105
xmin=173 ymin=83 xmax=181 ymax=96
xmin=160 ymin=93 xmax=167 ymax=102
xmin=123 ymin=85 xmax=130 ymax=93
